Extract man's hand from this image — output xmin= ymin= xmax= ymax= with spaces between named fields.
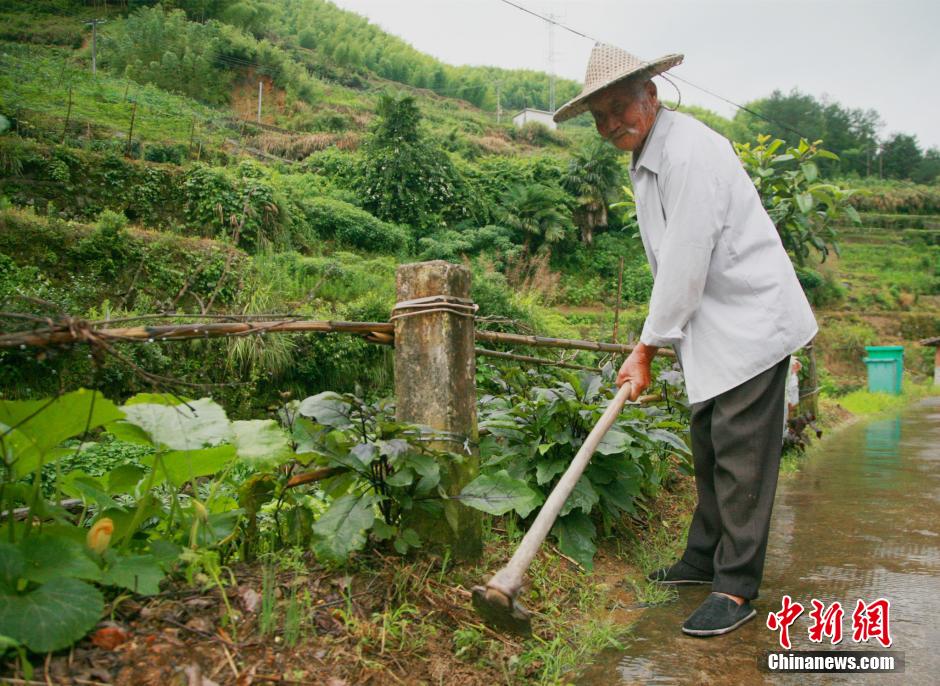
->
xmin=616 ymin=342 xmax=658 ymax=401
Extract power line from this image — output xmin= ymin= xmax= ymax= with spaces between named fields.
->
xmin=494 ymin=0 xmax=809 ymax=140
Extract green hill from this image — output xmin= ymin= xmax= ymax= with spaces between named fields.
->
xmin=1 ymin=0 xmax=937 ymax=407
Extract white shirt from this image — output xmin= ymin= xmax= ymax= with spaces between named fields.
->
xmin=629 ymin=108 xmax=818 ymax=404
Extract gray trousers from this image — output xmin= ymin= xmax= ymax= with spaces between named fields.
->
xmin=680 ymin=355 xmax=790 ymax=600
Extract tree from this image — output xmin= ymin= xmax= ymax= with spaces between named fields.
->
xmin=879 ymin=133 xmax=923 ymax=180
xmin=360 ymin=94 xmax=460 ymax=235
xmin=497 ymin=184 xmax=572 ymax=254
xmin=913 ymin=148 xmax=940 ymax=185
xmin=733 ymin=89 xmax=884 ymax=177
xmin=101 ymin=6 xmax=230 ymax=104
xmin=563 ymin=139 xmax=625 ymax=245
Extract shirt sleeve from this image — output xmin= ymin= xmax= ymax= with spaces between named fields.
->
xmin=639 ymin=148 xmax=726 ymax=348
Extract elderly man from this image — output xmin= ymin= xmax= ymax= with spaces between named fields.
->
xmin=554 ymin=45 xmax=817 ymax=637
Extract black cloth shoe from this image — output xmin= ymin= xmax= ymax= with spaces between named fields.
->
xmin=646 ymin=559 xmax=713 ymax=585
xmin=681 ymin=592 xmax=757 ymax=637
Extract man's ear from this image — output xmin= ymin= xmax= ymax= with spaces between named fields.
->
xmin=645 ymin=79 xmax=658 ymax=102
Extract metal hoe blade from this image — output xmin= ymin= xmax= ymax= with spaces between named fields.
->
xmin=471 ymin=585 xmax=533 ymax=636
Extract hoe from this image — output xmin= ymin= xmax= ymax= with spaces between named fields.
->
xmin=472 ymin=380 xmax=660 ymax=636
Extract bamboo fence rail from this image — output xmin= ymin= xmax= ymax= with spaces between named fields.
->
xmin=1 ymin=317 xmax=673 ymax=357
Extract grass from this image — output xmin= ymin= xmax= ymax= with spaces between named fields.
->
xmin=835 ymin=380 xmax=938 ymax=416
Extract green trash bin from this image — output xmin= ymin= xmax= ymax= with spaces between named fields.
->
xmin=864 ymin=345 xmax=904 ymax=395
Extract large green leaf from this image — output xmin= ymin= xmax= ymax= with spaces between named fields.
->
xmin=124 ymin=393 xmax=193 ymax=406
xmin=119 ymin=398 xmax=231 ymax=450
xmin=60 ymin=473 xmax=119 ymax=510
xmin=800 ymin=161 xmax=819 ymax=182
xmin=143 ymin=445 xmax=237 ymax=487
xmin=0 ymin=542 xmax=23 ymax=592
xmin=101 ymin=554 xmax=165 ymax=596
xmin=298 ymin=392 xmax=352 ymax=429
xmin=19 ymin=535 xmax=101 ymax=584
xmin=594 ymin=476 xmax=640 ymax=516
xmin=0 ymin=577 xmax=103 ymax=653
xmin=535 ymin=457 xmax=567 ymax=485
xmin=458 ymin=471 xmax=543 ymax=517
xmin=645 ymin=428 xmax=690 ymax=455
xmin=105 ymin=464 xmax=147 ymax=495
xmin=795 ymin=191 xmax=814 ymax=214
xmin=596 ymin=429 xmax=633 ymax=455
xmin=312 ymin=492 xmax=376 ymax=563
xmin=193 ymin=509 xmax=243 ymax=548
xmin=559 ymin=478 xmax=600 ymax=517
xmin=232 ymin=419 xmax=292 ymax=467
xmin=551 ymin=511 xmax=597 ymax=570
xmin=0 ymin=390 xmax=123 ymax=478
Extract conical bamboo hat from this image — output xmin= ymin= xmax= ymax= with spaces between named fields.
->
xmin=553 ymin=43 xmax=683 ymax=123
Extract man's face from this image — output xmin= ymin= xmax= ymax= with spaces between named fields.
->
xmin=587 ymin=80 xmax=658 ymax=153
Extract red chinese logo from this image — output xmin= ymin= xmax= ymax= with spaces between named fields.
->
xmin=851 ymin=598 xmax=892 ymax=648
xmin=767 ymin=596 xmax=893 ymax=648
xmin=808 ymin=599 xmax=844 ymax=645
xmin=766 ymin=594 xmax=804 ymax=649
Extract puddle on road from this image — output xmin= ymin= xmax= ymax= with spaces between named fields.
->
xmin=576 ymin=397 xmax=940 ymax=685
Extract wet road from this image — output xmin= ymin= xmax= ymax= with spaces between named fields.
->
xmin=576 ymin=396 xmax=940 ymax=685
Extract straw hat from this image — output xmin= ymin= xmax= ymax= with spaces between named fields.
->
xmin=553 ymin=43 xmax=683 ymax=123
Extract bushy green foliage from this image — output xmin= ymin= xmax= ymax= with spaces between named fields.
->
xmin=360 ymin=94 xmax=462 ymax=235
xmin=252 ymin=0 xmax=580 ymax=111
xmin=468 ymin=366 xmax=690 ymax=568
xmin=182 ymin=162 xmax=284 ymax=251
xmin=733 ymin=88 xmax=939 ymax=183
xmin=563 ymin=138 xmax=627 ymax=244
xmin=101 ymin=6 xmax=231 ymax=104
xmin=794 ymin=266 xmax=845 ymax=308
xmin=417 ymin=224 xmax=519 ymax=264
xmin=299 ymin=196 xmax=409 ymax=253
xmin=497 ymin=183 xmax=573 ymax=251
xmin=735 ymin=135 xmax=861 ymax=265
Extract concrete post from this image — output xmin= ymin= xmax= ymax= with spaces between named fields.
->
xmin=394 ymin=261 xmax=482 ymax=561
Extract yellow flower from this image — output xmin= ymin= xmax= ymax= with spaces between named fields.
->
xmin=87 ymin=517 xmax=114 ymax=554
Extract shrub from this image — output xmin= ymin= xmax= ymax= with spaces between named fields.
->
xmin=299 ymin=197 xmax=408 ymax=253
xmin=181 ymin=163 xmax=282 ymax=251
xmin=795 ymin=266 xmax=845 ymax=308
xmin=143 ymin=142 xmax=188 ymax=165
xmin=735 ymin=136 xmax=860 ymax=265
xmin=417 ymin=224 xmax=518 ymax=264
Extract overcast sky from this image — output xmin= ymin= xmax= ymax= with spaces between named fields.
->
xmin=330 ymin=0 xmax=940 ymax=149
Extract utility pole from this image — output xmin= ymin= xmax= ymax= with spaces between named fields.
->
xmin=85 ymin=19 xmax=106 ymax=76
xmin=496 ymin=82 xmax=502 ymax=124
xmin=62 ymin=86 xmax=73 ymax=144
xmin=547 ymin=13 xmax=557 ymax=112
xmin=125 ymin=99 xmax=137 ymax=157
xmin=257 ymin=81 xmax=263 ymax=123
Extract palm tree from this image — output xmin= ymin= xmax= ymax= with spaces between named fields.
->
xmin=563 ymin=139 xmax=625 ymax=245
xmin=497 ymin=184 xmax=572 ymax=254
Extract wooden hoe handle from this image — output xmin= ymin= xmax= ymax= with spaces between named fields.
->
xmin=484 ymin=381 xmax=636 ymax=598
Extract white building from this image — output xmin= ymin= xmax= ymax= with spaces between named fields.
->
xmin=512 ymin=108 xmax=557 ymax=130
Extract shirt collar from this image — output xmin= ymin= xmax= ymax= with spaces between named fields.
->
xmin=631 ymin=106 xmax=672 ymax=175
